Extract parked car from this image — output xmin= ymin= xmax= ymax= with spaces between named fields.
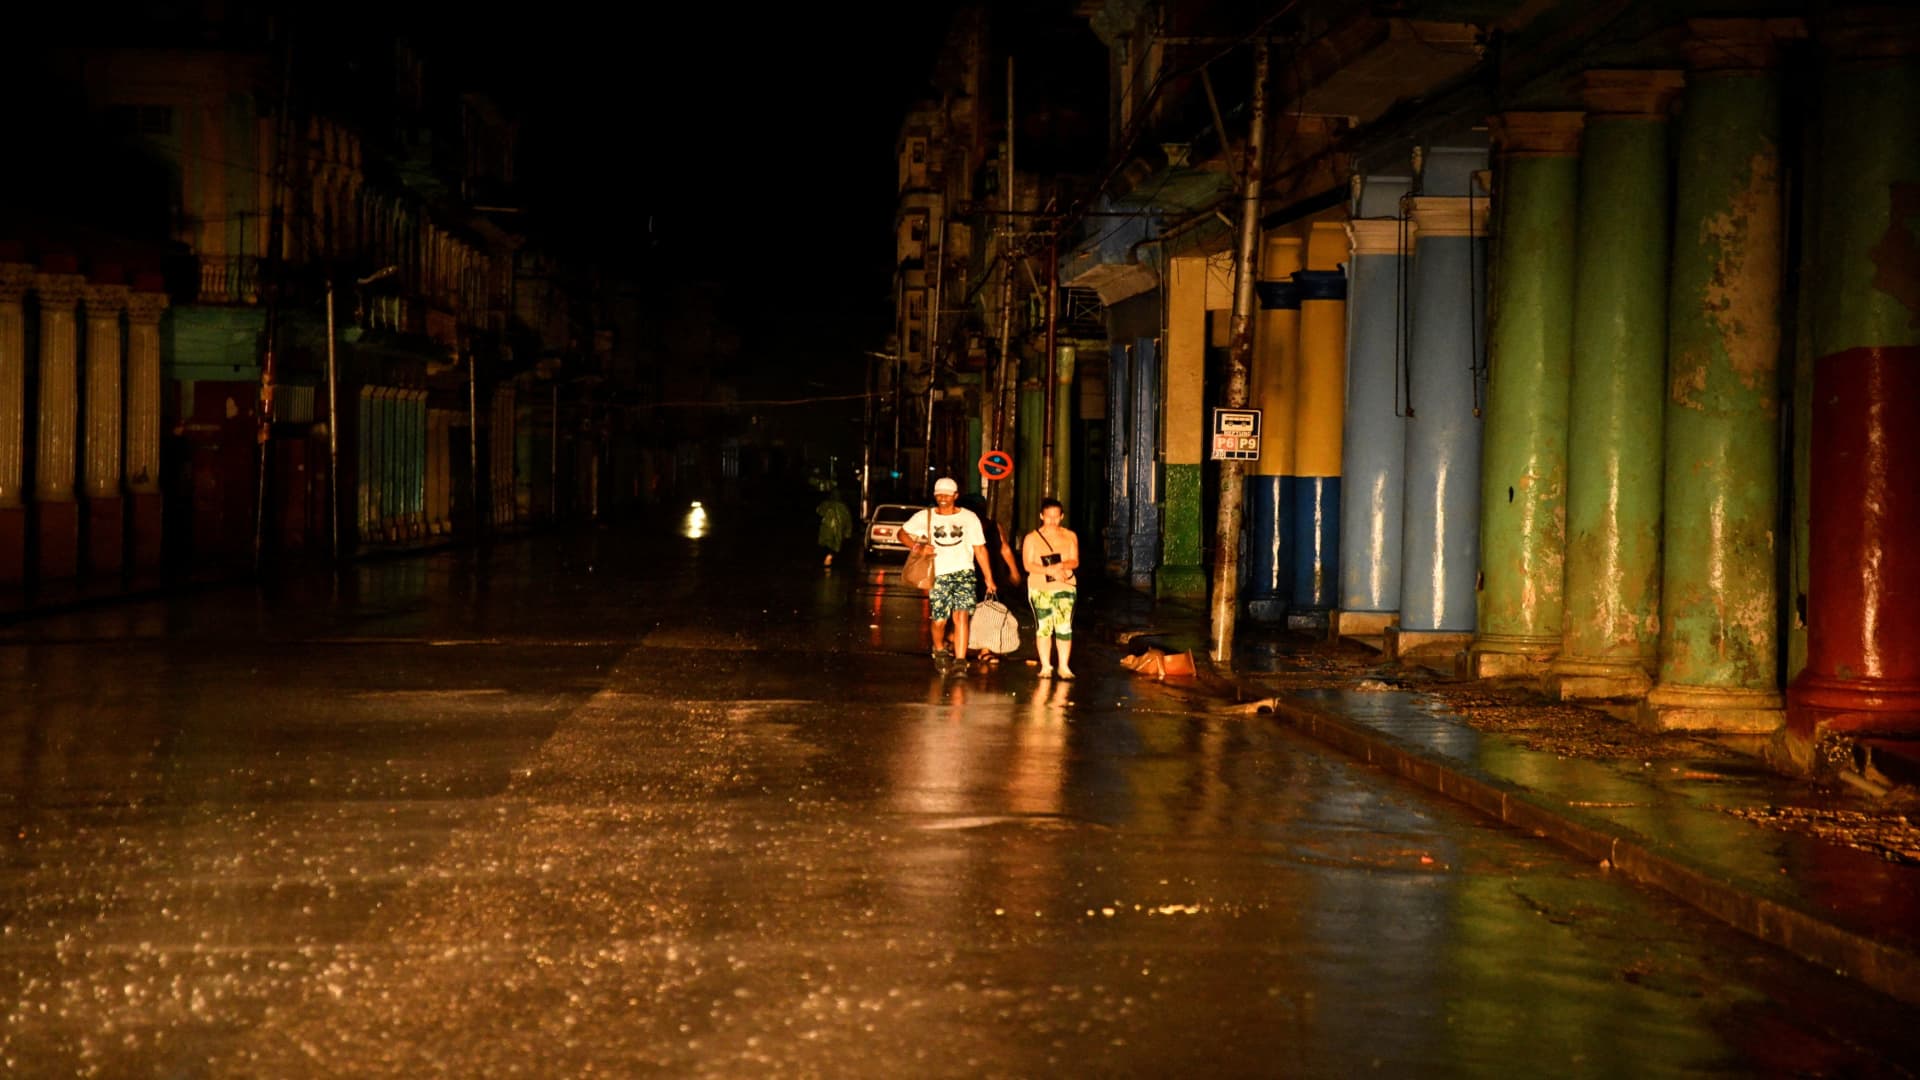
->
xmin=863 ymin=503 xmax=921 ymax=561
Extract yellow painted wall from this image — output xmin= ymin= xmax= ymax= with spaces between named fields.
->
xmin=1165 ymin=254 xmax=1209 ymax=466
xmin=1305 ymin=218 xmax=1348 ymax=271
xmin=1295 ymin=222 xmax=1349 ymax=477
xmin=1253 ymin=233 xmax=1304 ymax=476
xmin=1203 ymin=250 xmax=1235 ymax=311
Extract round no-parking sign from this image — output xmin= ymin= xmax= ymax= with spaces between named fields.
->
xmin=978 ymin=450 xmax=1014 ymax=482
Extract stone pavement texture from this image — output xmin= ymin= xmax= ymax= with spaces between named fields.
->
xmin=1114 ymin=597 xmax=1920 ymax=1010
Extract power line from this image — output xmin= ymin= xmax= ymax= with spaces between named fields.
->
xmin=626 ymin=391 xmax=872 ymax=411
xmin=1057 ymin=2 xmax=1307 ymax=240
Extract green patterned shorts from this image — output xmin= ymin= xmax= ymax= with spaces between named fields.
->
xmin=1029 ymin=588 xmax=1076 ymax=639
xmin=930 ymin=569 xmax=979 ymax=621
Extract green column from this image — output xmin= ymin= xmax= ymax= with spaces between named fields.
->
xmin=1471 ymin=112 xmax=1584 ymax=679
xmin=1647 ymin=23 xmax=1794 ymax=732
xmin=1053 ymin=345 xmax=1075 ymax=514
xmin=1546 ymin=70 xmax=1685 ymax=701
xmin=1158 ymin=254 xmax=1209 ymax=599
xmin=1018 ymin=378 xmax=1042 ymax=530
xmin=1160 ymin=463 xmax=1205 ymax=596
xmin=1787 ymin=98 xmax=1818 ymax=684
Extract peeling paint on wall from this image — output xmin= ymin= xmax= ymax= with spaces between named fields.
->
xmin=1701 ymin=149 xmax=1783 ymax=395
xmin=1868 ymin=181 xmax=1920 ymax=328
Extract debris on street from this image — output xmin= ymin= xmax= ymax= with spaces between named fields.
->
xmin=1718 ymin=805 xmax=1920 ymax=867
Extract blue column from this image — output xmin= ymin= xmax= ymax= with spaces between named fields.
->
xmin=1246 ymin=278 xmax=1298 ymax=622
xmin=1399 ymin=193 xmax=1488 ymax=634
xmin=1245 ymin=472 xmax=1289 ymax=617
xmin=1338 ymin=217 xmax=1409 ymax=619
xmin=1105 ymin=341 xmax=1133 ymax=578
xmin=1128 ymin=336 xmax=1160 ymax=591
xmin=1290 ymin=267 xmax=1348 ymax=616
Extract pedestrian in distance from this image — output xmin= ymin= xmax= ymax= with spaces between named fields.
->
xmin=815 ymin=487 xmax=853 ymax=568
xmin=1020 ymin=497 xmax=1079 ymax=679
xmin=899 ymin=477 xmax=998 ymax=674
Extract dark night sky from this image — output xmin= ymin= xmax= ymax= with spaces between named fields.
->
xmin=429 ymin=5 xmax=967 ymax=360
xmin=17 ymin=2 xmax=1085 ymax=381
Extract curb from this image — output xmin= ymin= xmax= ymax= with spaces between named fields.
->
xmin=1195 ymin=656 xmax=1920 ymax=1007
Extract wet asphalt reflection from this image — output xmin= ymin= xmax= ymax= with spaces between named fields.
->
xmin=0 ymin=511 xmax=1914 ymax=1076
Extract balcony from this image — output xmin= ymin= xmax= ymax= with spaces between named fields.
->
xmin=363 ymin=294 xmax=415 ymax=335
xmin=195 ymin=255 xmax=261 ymax=305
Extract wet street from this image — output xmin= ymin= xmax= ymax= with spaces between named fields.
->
xmin=1 ymin=508 xmax=1914 ymax=1077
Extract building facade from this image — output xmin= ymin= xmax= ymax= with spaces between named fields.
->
xmin=1033 ymin=0 xmax=1917 ymax=771
xmin=1 ymin=13 xmax=633 ymax=601
xmin=885 ymin=5 xmax=1108 ymax=535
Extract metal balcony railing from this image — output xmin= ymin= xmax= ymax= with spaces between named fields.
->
xmin=196 ymin=255 xmax=261 ymax=305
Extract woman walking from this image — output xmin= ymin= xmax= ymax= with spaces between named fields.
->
xmin=1020 ymin=498 xmax=1079 ymax=679
xmin=815 ymin=488 xmax=853 ymax=567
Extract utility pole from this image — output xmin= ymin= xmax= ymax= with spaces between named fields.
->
xmin=989 ymin=242 xmax=1014 ymax=518
xmin=923 ymin=229 xmax=945 ymax=491
xmin=324 ymin=279 xmax=339 ymax=562
xmin=468 ymin=341 xmax=480 ymax=538
xmin=1208 ymin=40 xmax=1269 ymax=667
xmin=253 ymin=13 xmax=296 ymax=571
xmin=891 ymin=299 xmax=903 ymax=498
xmin=1041 ymin=236 xmax=1059 ymax=499
xmin=551 ymin=383 xmax=559 ymax=521
xmin=324 ymin=265 xmax=397 ymax=562
xmin=989 ymin=55 xmax=1016 ymax=531
xmin=922 ymin=93 xmax=952 ymax=492
xmin=993 ymin=249 xmax=1018 ymax=531
xmin=861 ymin=348 xmax=899 ymax=516
xmin=860 ymin=350 xmax=874 ymax=520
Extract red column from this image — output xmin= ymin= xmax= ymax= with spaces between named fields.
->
xmin=1786 ymin=15 xmax=1920 ymax=746
xmin=1790 ymin=346 xmax=1920 ymax=732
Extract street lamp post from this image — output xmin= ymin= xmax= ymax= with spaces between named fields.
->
xmin=327 ymin=265 xmax=396 ymax=562
xmin=862 ymin=350 xmax=897 ymax=517
xmin=325 ymin=279 xmax=337 ymax=561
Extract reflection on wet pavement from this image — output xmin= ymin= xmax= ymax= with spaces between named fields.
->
xmin=0 ymin=522 xmax=1913 ymax=1075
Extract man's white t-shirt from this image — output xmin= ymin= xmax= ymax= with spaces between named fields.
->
xmin=904 ymin=507 xmax=985 ymax=576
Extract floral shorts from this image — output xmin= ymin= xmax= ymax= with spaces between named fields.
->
xmin=930 ymin=569 xmax=979 ymax=621
xmin=1029 ymin=588 xmax=1075 ymax=639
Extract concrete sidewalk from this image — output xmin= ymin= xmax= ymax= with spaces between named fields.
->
xmin=1113 ymin=594 xmax=1920 ymax=1010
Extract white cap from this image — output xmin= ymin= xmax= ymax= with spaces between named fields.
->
xmin=933 ymin=477 xmax=959 ymax=495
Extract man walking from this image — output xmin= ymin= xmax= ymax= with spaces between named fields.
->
xmin=900 ymin=477 xmax=998 ymax=674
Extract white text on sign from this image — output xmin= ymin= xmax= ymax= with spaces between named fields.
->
xmin=1210 ymin=408 xmax=1262 ymax=461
